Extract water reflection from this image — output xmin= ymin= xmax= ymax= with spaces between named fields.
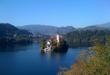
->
xmin=40 ymin=51 xmax=67 ymax=64
xmin=0 ymin=43 xmax=33 ymax=52
xmin=0 ymin=43 xmax=86 ymax=75
xmin=40 ymin=50 xmax=67 ymax=58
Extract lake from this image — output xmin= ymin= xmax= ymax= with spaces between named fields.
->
xmin=0 ymin=43 xmax=86 ymax=75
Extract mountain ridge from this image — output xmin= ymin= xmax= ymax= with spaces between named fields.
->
xmin=18 ymin=24 xmax=76 ymax=35
xmin=18 ymin=22 xmax=110 ymax=35
xmin=0 ymin=23 xmax=33 ymax=47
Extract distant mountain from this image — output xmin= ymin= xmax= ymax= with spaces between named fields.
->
xmin=81 ymin=22 xmax=110 ymax=31
xmin=97 ymin=22 xmax=110 ymax=29
xmin=57 ymin=26 xmax=75 ymax=34
xmin=64 ymin=22 xmax=110 ymax=47
xmin=0 ymin=23 xmax=18 ymax=37
xmin=18 ymin=25 xmax=75 ymax=35
xmin=0 ymin=23 xmax=33 ymax=37
xmin=81 ymin=26 xmax=106 ymax=31
xmin=0 ymin=23 xmax=33 ymax=47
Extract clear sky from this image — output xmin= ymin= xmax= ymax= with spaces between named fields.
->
xmin=0 ymin=0 xmax=110 ymax=27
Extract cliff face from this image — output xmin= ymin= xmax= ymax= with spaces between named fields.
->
xmin=40 ymin=34 xmax=68 ymax=53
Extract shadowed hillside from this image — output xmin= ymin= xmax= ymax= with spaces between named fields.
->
xmin=0 ymin=23 xmax=33 ymax=47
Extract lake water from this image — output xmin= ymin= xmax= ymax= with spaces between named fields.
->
xmin=0 ymin=43 xmax=86 ymax=75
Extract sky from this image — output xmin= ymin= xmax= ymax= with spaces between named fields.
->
xmin=0 ymin=0 xmax=110 ymax=27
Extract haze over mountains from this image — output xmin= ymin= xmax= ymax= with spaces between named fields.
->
xmin=0 ymin=22 xmax=110 ymax=36
xmin=0 ymin=22 xmax=110 ymax=47
xmin=18 ymin=22 xmax=110 ymax=35
xmin=81 ymin=22 xmax=110 ymax=31
xmin=18 ymin=25 xmax=75 ymax=35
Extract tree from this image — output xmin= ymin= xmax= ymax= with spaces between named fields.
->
xmin=62 ymin=37 xmax=110 ymax=75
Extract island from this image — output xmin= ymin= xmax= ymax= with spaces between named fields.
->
xmin=40 ymin=34 xmax=68 ymax=53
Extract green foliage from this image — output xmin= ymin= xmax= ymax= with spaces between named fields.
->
xmin=64 ymin=30 xmax=110 ymax=47
xmin=40 ymin=39 xmax=46 ymax=50
xmin=63 ymin=37 xmax=110 ymax=75
xmin=0 ymin=23 xmax=33 ymax=47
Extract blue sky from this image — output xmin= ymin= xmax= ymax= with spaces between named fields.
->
xmin=0 ymin=0 xmax=110 ymax=27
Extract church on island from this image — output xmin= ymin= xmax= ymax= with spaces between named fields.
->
xmin=40 ymin=34 xmax=68 ymax=53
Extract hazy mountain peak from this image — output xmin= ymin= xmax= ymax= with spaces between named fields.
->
xmin=18 ymin=24 xmax=75 ymax=35
xmin=81 ymin=22 xmax=110 ymax=31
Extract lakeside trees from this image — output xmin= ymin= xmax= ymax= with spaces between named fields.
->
xmin=64 ymin=30 xmax=110 ymax=47
xmin=62 ymin=37 xmax=110 ymax=75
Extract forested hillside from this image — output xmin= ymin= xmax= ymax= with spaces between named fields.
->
xmin=0 ymin=23 xmax=33 ymax=47
xmin=64 ymin=29 xmax=110 ymax=47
